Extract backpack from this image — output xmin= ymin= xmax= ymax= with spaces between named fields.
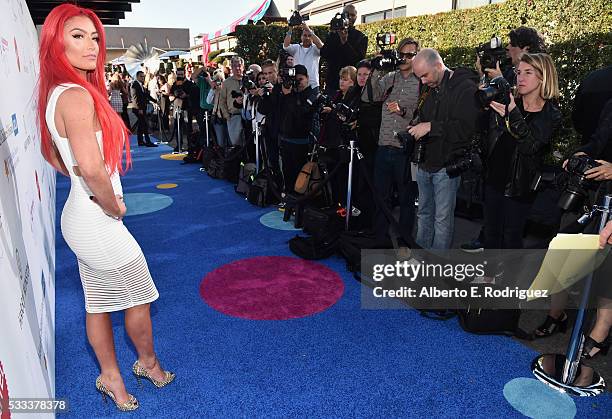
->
xmin=302 ymin=206 xmax=345 ymax=241
xmin=338 ymin=230 xmax=394 ymax=273
xmin=457 ymin=307 xmax=531 ymax=339
xmin=222 ymin=146 xmax=245 ymax=184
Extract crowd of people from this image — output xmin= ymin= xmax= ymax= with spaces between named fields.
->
xmin=38 ymin=2 xmax=611 ymax=411
xmin=103 ymin=4 xmax=612 ymax=360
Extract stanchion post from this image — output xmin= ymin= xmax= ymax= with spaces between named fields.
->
xmin=205 ymin=110 xmax=210 ymax=148
xmin=345 ymin=140 xmax=355 ymax=231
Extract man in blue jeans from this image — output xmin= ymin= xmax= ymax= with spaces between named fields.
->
xmin=409 ymin=49 xmax=480 ymax=249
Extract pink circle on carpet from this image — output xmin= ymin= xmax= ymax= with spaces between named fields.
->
xmin=199 ymin=256 xmax=344 ymax=320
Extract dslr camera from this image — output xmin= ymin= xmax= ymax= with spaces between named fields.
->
xmin=372 ymin=33 xmax=400 ymax=71
xmin=330 ymin=12 xmax=349 ymax=31
xmin=478 ymin=75 xmax=512 ymax=106
xmin=558 ymin=154 xmax=601 ymax=210
xmin=445 ymin=138 xmax=483 ymax=178
xmin=288 ymin=10 xmax=308 ymax=27
xmin=241 ymin=69 xmax=257 ymax=91
xmin=308 ymin=94 xmax=356 ymax=123
xmin=280 ymin=66 xmax=297 ymax=90
xmin=476 ymin=35 xmax=512 ymax=78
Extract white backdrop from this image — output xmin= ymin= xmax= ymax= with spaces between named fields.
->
xmin=0 ymin=0 xmax=56 ymax=413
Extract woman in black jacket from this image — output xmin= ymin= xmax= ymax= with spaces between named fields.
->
xmin=319 ymin=65 xmax=361 ymax=206
xmin=482 ymin=53 xmax=561 ymax=253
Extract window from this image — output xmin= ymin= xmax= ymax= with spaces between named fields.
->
xmin=455 ymin=0 xmax=505 ymax=9
xmin=362 ymin=7 xmax=407 ymax=24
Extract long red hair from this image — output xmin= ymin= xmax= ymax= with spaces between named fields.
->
xmin=38 ymin=3 xmax=131 ymax=174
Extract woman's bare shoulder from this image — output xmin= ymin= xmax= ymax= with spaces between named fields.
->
xmin=55 ymin=86 xmax=94 ymax=116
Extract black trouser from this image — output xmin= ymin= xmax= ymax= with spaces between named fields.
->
xmin=483 ymin=184 xmax=532 ymax=249
xmin=280 ymin=138 xmax=309 ymax=194
xmin=132 ymin=109 xmax=151 ymax=144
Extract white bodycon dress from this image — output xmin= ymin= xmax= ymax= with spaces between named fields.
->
xmin=47 ymin=83 xmax=159 ymax=313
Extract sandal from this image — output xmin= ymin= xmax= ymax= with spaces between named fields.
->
xmin=581 ymin=335 xmax=610 ymax=360
xmin=533 ymin=312 xmax=568 ymax=338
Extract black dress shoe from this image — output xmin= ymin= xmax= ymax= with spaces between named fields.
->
xmin=145 ymin=142 xmax=158 ymax=147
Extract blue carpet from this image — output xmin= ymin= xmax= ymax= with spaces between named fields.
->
xmin=54 ymin=136 xmax=612 ymax=417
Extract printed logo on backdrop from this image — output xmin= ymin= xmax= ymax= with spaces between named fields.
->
xmin=15 ymin=248 xmax=31 ymax=330
xmin=11 ymin=114 xmax=17 ymax=136
xmin=0 ymin=360 xmax=10 ymax=418
xmin=0 ymin=37 xmax=9 ymax=77
xmin=13 ymin=37 xmax=20 ymax=72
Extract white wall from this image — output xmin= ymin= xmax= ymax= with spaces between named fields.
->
xmin=303 ymin=0 xmax=454 ymax=26
xmin=0 ymin=0 xmax=56 ymax=415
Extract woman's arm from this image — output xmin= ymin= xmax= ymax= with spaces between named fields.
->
xmin=56 ymin=87 xmax=123 ymax=218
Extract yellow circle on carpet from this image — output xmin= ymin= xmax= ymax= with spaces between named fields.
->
xmin=156 ymin=183 xmax=178 ymax=189
xmin=160 ymin=153 xmax=186 ymax=160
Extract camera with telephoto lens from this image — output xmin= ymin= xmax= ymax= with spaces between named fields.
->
xmin=558 ymin=154 xmax=602 ymax=210
xmin=476 ymin=35 xmax=512 ymax=79
xmin=288 ymin=10 xmax=308 ymax=27
xmin=280 ymin=66 xmax=297 ymax=89
xmin=241 ymin=69 xmax=257 ymax=91
xmin=330 ymin=12 xmax=349 ymax=31
xmin=445 ymin=138 xmax=483 ymax=178
xmin=372 ymin=33 xmax=400 ymax=70
xmin=478 ymin=75 xmax=512 ymax=106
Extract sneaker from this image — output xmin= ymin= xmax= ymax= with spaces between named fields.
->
xmin=460 ymin=238 xmax=484 ymax=253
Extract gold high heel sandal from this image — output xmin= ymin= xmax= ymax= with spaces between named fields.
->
xmin=95 ymin=376 xmax=139 ymax=411
xmin=132 ymin=358 xmax=176 ymax=388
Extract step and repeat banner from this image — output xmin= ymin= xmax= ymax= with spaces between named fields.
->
xmin=0 ymin=0 xmax=56 ymax=415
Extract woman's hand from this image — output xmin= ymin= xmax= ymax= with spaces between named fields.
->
xmin=599 ymin=220 xmax=612 ymax=249
xmin=585 ymin=160 xmax=612 ymax=181
xmin=91 ymin=194 xmax=126 ymax=219
xmin=489 ymin=93 xmax=517 ymax=117
xmin=321 ymin=106 xmax=332 ymax=114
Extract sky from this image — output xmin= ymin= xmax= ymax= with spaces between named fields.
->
xmin=118 ymin=0 xmax=263 ymax=43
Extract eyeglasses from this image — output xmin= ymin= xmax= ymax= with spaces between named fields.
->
xmin=399 ymin=52 xmax=417 ymax=59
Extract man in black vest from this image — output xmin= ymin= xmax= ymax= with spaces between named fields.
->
xmin=130 ymin=71 xmax=157 ymax=147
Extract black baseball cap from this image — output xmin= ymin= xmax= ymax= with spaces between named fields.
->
xmin=294 ymin=64 xmax=308 ymax=77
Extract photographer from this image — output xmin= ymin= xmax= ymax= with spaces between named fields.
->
xmin=320 ymin=4 xmax=367 ymax=95
xmin=284 ymin=21 xmax=323 ymax=92
xmin=209 ymin=70 xmax=230 ymax=148
xmin=219 ymin=56 xmax=246 ymax=146
xmin=318 ymin=65 xmax=360 ymax=206
xmin=278 ymin=64 xmax=317 ymax=192
xmin=531 ymin=98 xmax=612 ymax=355
xmin=481 ymin=53 xmax=561 ymax=254
xmin=194 ymin=66 xmax=215 ymax=145
xmin=410 ymin=49 xmax=480 ymax=249
xmin=257 ymin=60 xmax=283 ymax=172
xmin=462 ymin=28 xmax=547 ymax=252
xmin=367 ymin=38 xmax=421 ymax=241
xmin=169 ymin=67 xmax=200 ymax=151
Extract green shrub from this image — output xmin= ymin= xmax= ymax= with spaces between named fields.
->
xmin=233 ymin=0 xmax=611 ymax=161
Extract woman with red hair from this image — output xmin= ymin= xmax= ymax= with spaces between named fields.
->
xmin=38 ymin=4 xmax=174 ymax=411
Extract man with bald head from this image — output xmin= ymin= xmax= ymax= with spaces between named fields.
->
xmin=320 ymin=4 xmax=367 ymax=94
xmin=408 ymin=48 xmax=481 ymax=249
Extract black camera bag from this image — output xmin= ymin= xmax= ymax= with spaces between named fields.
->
xmin=457 ymin=307 xmax=530 ymax=339
xmin=222 ymin=146 xmax=245 ymax=184
xmin=338 ymin=230 xmax=394 ymax=273
xmin=235 ymin=162 xmax=257 ymax=196
xmin=288 ymin=233 xmax=340 ymax=260
xmin=302 ymin=206 xmax=344 ymax=241
xmin=207 ymin=156 xmax=226 ymax=179
xmin=247 ymin=169 xmax=281 ymax=207
xmin=201 ymin=143 xmax=224 ymax=172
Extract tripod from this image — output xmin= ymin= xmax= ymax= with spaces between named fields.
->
xmin=173 ymin=106 xmax=186 ymax=154
xmin=531 ymin=192 xmax=611 ymax=396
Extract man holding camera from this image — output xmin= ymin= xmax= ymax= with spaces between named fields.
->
xmin=284 ymin=21 xmax=323 ymax=93
xmin=367 ymin=38 xmax=420 ymax=242
xmin=277 ymin=64 xmax=317 ymax=192
xmin=410 ymin=49 xmax=480 ymax=249
xmin=130 ymin=70 xmax=157 ymax=147
xmin=219 ymin=56 xmax=246 ymax=146
xmin=320 ymin=4 xmax=367 ymax=95
xmin=257 ymin=60 xmax=283 ymax=173
xmin=169 ymin=67 xmax=200 ymax=151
